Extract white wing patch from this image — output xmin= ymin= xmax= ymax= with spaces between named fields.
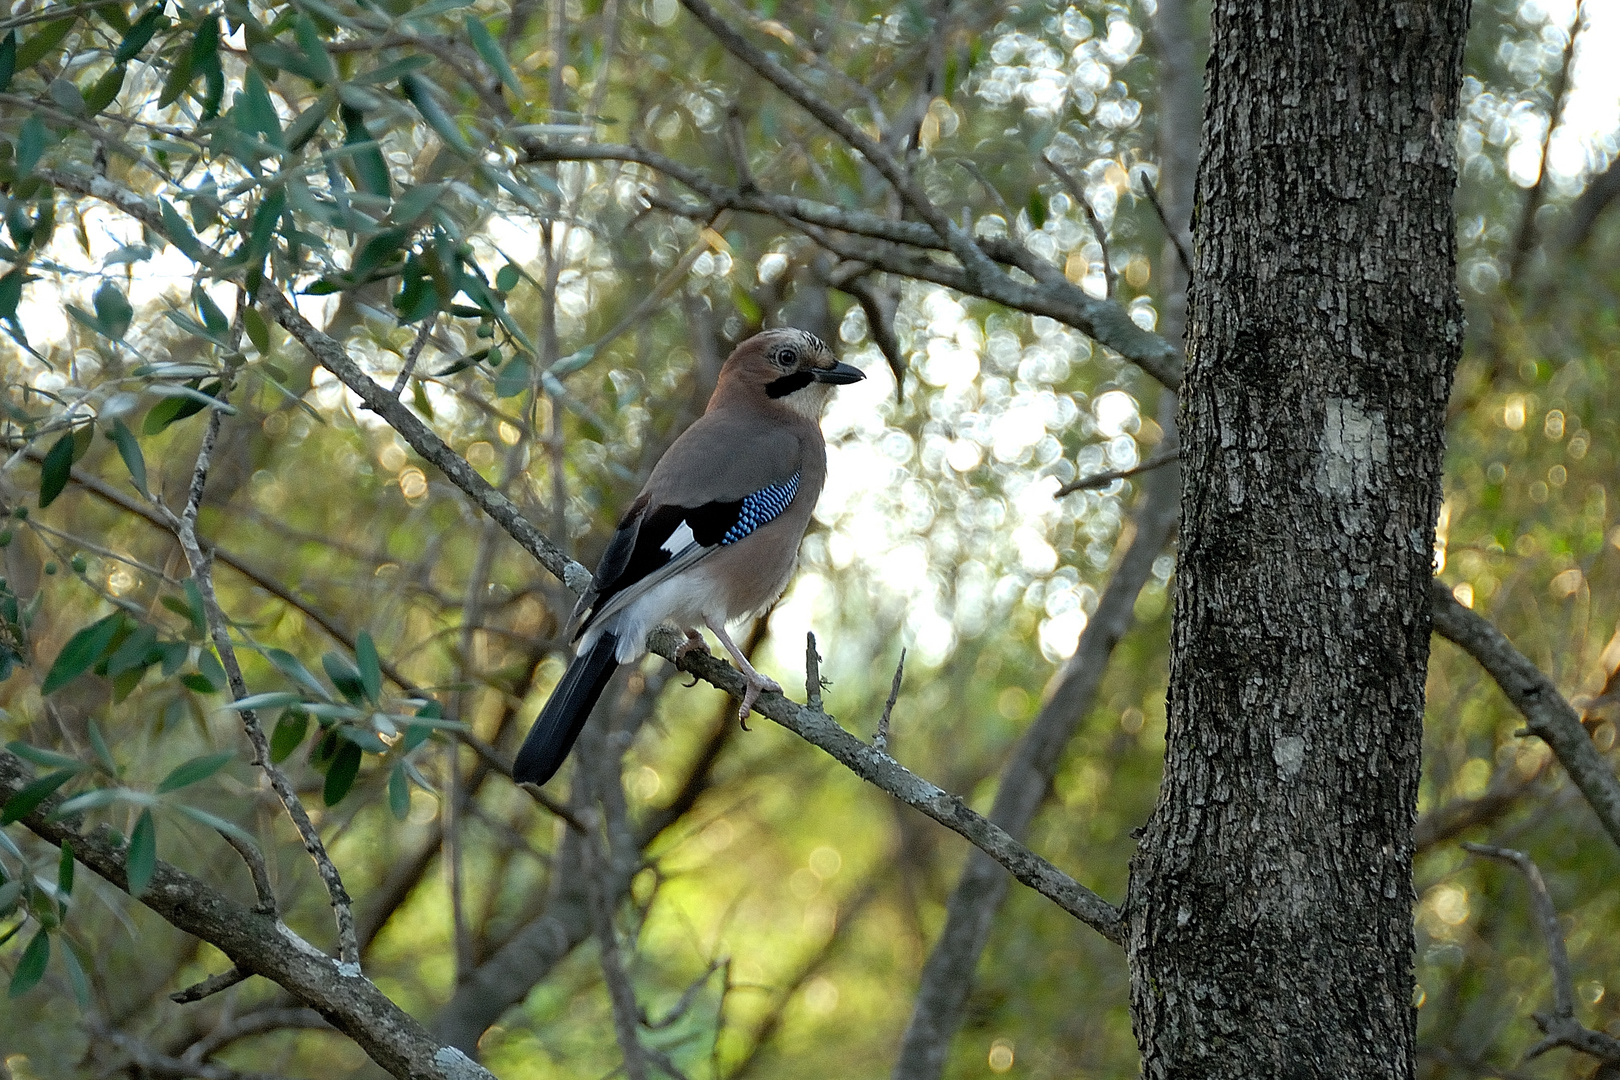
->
xmin=660 ymin=521 xmax=697 ymax=556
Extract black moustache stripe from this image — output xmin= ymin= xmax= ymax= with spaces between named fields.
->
xmin=765 ymin=371 xmax=815 ymax=398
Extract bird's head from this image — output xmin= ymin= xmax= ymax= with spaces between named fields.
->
xmin=710 ymin=328 xmax=865 ymax=417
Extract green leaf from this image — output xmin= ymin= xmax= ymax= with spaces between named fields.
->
xmin=38 ymin=428 xmax=74 ymax=508
xmin=387 ymin=763 xmax=409 ymax=819
xmin=83 ymin=63 xmax=126 ymax=115
xmin=195 ymin=287 xmax=229 ymax=335
xmin=15 ymin=17 xmax=75 ymax=71
xmin=57 ymin=839 xmax=73 ymax=896
xmin=1026 ymin=190 xmax=1047 ymax=230
xmin=269 ymin=710 xmax=308 ymax=763
xmin=126 ymin=807 xmax=155 ymax=896
xmin=284 ymin=86 xmax=336 ymax=152
xmin=59 ymin=938 xmax=89 ymax=1008
xmin=85 ymin=719 xmax=117 ymax=775
xmin=7 ymin=928 xmax=49 ymax=997
xmin=159 ymin=198 xmax=211 ymax=263
xmin=355 ymin=630 xmax=381 ymax=704
xmin=465 ymin=16 xmax=522 ymax=96
xmin=322 ymin=651 xmax=366 ymax=705
xmin=1 ymin=770 xmax=75 ymax=824
xmin=107 ymin=419 xmax=148 ymax=496
xmin=180 ymin=672 xmax=217 ymax=694
xmin=114 ymin=5 xmax=166 ymax=63
xmin=494 ymin=355 xmax=531 ymax=398
xmin=0 ymin=879 xmax=22 ymax=917
xmin=231 ymin=690 xmax=302 ymax=712
xmin=43 ymin=614 xmax=123 ymax=694
xmin=242 ymin=307 xmax=270 ymax=354
xmin=402 ymin=73 xmax=473 ymax=156
xmin=323 ymin=741 xmax=362 ymax=806
xmin=339 ymin=105 xmax=391 ymax=198
xmin=182 ymin=579 xmax=208 ymax=637
xmin=16 ymin=116 xmax=49 ymax=176
xmin=265 ymin=647 xmax=327 ymax=698
xmin=156 ymin=751 xmax=233 ymax=793
xmin=170 ymin=802 xmax=258 ymax=850
xmin=50 ymin=787 xmax=132 ymax=817
xmin=495 ymin=263 xmax=520 ymax=292
xmin=292 ymin=14 xmax=336 ymax=84
xmin=103 ymin=623 xmax=156 ymax=678
xmin=93 ymin=280 xmax=133 ymax=340
xmin=157 ymin=43 xmax=193 ymax=108
xmin=0 ymin=268 xmax=25 ymax=320
xmin=0 ymin=31 xmax=15 ymax=93
xmin=6 ymin=742 xmax=84 ymax=772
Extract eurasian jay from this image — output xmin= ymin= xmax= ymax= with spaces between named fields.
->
xmin=513 ymin=328 xmax=865 ymax=786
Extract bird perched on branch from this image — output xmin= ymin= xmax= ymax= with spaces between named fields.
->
xmin=513 ymin=328 xmax=865 ymax=786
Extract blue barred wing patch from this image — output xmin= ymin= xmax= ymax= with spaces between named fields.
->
xmin=721 ymin=472 xmax=800 ymax=545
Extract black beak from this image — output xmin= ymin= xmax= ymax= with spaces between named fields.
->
xmin=811 ymin=361 xmax=865 ymax=385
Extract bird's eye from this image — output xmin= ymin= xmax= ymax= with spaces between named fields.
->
xmin=773 ymin=346 xmax=799 ymax=368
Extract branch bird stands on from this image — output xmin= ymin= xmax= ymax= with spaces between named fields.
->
xmin=513 ymin=329 xmax=865 ymax=786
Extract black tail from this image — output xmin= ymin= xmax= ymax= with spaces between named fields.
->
xmin=513 ymin=633 xmax=620 ymax=786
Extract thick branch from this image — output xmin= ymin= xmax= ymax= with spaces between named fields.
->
xmin=1431 ymin=581 xmax=1620 ymax=852
xmin=0 ymin=750 xmax=496 ymax=1080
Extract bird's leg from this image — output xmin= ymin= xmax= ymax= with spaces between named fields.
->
xmin=704 ymin=616 xmax=781 ymax=727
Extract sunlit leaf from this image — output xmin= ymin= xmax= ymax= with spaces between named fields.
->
xmin=231 ymin=691 xmax=303 ymax=712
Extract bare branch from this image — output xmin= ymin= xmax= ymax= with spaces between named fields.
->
xmin=1055 ymin=449 xmax=1180 ymax=497
xmin=1464 ymin=843 xmax=1620 ymax=1065
xmin=1431 ymin=581 xmax=1620 ymax=852
xmin=86 ymin=1017 xmax=292 ymax=1080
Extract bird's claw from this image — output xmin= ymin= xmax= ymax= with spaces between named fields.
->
xmin=674 ymin=630 xmax=710 ymax=663
xmin=737 ymin=673 xmax=782 ymax=729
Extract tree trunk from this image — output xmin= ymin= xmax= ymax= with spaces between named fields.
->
xmin=1126 ymin=2 xmax=1469 ymax=1077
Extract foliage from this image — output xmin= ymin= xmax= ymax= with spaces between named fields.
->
xmin=0 ymin=0 xmax=1613 ymax=1077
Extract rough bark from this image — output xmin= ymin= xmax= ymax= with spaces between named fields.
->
xmin=1126 ymin=2 xmax=1469 ymax=1077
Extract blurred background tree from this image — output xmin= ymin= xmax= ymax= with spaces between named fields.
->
xmin=0 ymin=0 xmax=1614 ymax=1077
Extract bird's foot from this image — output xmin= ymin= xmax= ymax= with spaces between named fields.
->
xmin=737 ymin=671 xmax=782 ymax=729
xmin=675 ymin=629 xmax=709 ymax=686
xmin=674 ymin=629 xmax=710 ymax=662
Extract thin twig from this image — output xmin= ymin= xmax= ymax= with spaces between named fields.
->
xmin=1055 ymin=449 xmax=1180 ymax=496
xmin=1137 ymin=170 xmax=1193 ymax=280
xmin=390 ymin=314 xmax=437 ymax=397
xmin=219 ymin=831 xmax=277 ymax=916
xmin=167 ymin=362 xmax=361 ymax=970
xmin=1507 ymin=0 xmax=1586 ymax=285
xmin=1042 ymin=153 xmax=1114 ymax=298
xmin=169 ymin=967 xmax=251 ymax=1005
xmin=875 ymin=650 xmax=905 ymax=754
